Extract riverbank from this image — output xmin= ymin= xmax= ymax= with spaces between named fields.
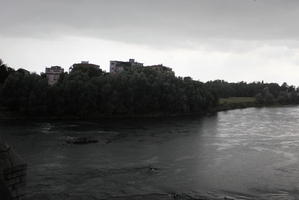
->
xmin=0 ymin=108 xmax=206 ymax=120
xmin=212 ymin=97 xmax=258 ymax=112
xmin=0 ymin=97 xmax=294 ymax=120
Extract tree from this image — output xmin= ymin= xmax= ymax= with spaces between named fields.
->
xmin=70 ymin=62 xmax=103 ymax=78
xmin=0 ymin=59 xmax=15 ymax=84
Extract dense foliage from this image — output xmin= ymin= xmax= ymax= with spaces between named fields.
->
xmin=206 ymin=80 xmax=299 ymax=105
xmin=0 ymin=59 xmax=15 ymax=84
xmin=1 ymin=59 xmax=299 ymax=118
xmin=0 ymin=61 xmax=217 ymax=118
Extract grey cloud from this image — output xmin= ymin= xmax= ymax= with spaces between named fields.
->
xmin=1 ymin=0 xmax=299 ymax=48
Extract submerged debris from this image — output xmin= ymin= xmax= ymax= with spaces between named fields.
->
xmin=103 ymin=192 xmax=224 ymax=200
xmin=65 ymin=136 xmax=98 ymax=144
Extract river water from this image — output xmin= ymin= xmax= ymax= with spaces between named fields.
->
xmin=2 ymin=106 xmax=299 ymax=199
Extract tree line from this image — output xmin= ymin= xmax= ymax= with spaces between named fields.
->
xmin=0 ymin=59 xmax=298 ymax=118
xmin=0 ymin=60 xmax=217 ymax=118
xmin=206 ymin=80 xmax=299 ymax=105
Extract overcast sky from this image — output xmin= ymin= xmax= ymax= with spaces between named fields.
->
xmin=1 ymin=0 xmax=299 ymax=85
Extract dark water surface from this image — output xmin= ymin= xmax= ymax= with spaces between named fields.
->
xmin=2 ymin=106 xmax=299 ymax=199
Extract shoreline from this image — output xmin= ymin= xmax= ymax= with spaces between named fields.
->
xmin=0 ymin=103 xmax=297 ymax=121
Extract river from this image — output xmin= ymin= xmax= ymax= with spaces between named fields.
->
xmin=2 ymin=106 xmax=299 ymax=200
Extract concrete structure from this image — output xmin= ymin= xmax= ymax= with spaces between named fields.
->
xmin=110 ymin=59 xmax=143 ymax=73
xmin=45 ymin=66 xmax=64 ymax=85
xmin=146 ymin=64 xmax=174 ymax=75
xmin=0 ymin=139 xmax=27 ymax=200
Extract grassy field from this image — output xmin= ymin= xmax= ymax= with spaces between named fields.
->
xmin=219 ymin=97 xmax=256 ymax=105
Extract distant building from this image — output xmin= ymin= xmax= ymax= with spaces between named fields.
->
xmin=146 ymin=64 xmax=174 ymax=75
xmin=45 ymin=66 xmax=64 ymax=85
xmin=110 ymin=59 xmax=143 ymax=73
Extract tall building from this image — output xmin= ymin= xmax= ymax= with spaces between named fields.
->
xmin=110 ymin=59 xmax=143 ymax=73
xmin=45 ymin=66 xmax=64 ymax=85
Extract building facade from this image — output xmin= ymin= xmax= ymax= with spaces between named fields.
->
xmin=45 ymin=66 xmax=64 ymax=85
xmin=110 ymin=59 xmax=143 ymax=73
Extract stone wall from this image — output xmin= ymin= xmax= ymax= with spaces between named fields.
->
xmin=0 ymin=140 xmax=27 ymax=200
